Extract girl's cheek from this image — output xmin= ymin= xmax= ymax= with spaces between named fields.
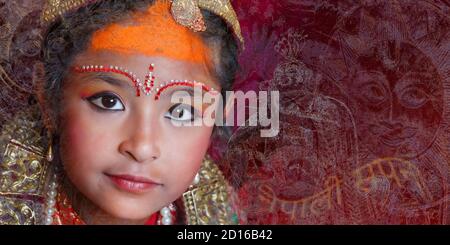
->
xmin=60 ymin=93 xmax=101 ymax=160
xmin=60 ymin=109 xmax=90 ymax=162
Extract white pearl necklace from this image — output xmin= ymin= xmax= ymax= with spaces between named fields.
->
xmin=158 ymin=203 xmax=176 ymax=225
xmin=44 ymin=172 xmax=58 ymax=225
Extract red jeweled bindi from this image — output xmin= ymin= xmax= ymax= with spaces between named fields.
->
xmin=73 ymin=64 xmax=216 ymax=99
xmin=143 ymin=64 xmax=156 ymax=96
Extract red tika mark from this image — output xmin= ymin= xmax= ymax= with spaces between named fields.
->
xmin=73 ymin=64 xmax=217 ymax=99
xmin=143 ymin=64 xmax=156 ymax=96
xmin=154 ymin=81 xmax=215 ymax=100
xmin=73 ymin=66 xmax=142 ymax=96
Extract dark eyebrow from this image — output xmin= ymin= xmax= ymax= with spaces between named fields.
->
xmin=158 ymin=86 xmax=206 ymax=102
xmin=82 ymin=73 xmax=136 ymax=92
xmin=156 ymin=86 xmax=194 ymax=101
xmin=156 ymin=81 xmax=217 ymax=100
xmin=161 ymin=86 xmax=217 ymax=106
xmin=169 ymin=87 xmax=195 ymax=97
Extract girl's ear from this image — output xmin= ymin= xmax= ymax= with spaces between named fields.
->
xmin=33 ymin=62 xmax=54 ymax=131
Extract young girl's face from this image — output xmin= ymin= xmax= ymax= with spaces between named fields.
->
xmin=58 ymin=50 xmax=220 ymax=221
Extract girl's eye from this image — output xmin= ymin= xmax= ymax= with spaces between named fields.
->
xmin=165 ymin=103 xmax=199 ymax=122
xmin=87 ymin=93 xmax=125 ymax=111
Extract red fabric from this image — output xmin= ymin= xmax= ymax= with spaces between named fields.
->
xmin=144 ymin=213 xmax=159 ymax=225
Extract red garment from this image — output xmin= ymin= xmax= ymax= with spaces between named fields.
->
xmin=52 ymin=187 xmax=162 ymax=225
xmin=144 ymin=213 xmax=159 ymax=225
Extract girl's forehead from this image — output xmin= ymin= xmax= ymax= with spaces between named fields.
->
xmin=74 ymin=52 xmax=214 ymax=80
xmin=88 ymin=1 xmax=213 ymax=66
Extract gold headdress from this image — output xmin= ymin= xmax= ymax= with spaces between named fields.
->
xmin=41 ymin=0 xmax=244 ymax=45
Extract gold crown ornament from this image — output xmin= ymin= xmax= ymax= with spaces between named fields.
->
xmin=41 ymin=0 xmax=244 ymax=46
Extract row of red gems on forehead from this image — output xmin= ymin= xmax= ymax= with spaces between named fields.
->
xmin=73 ymin=64 xmax=216 ymax=100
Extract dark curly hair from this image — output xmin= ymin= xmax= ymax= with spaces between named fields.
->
xmin=41 ymin=0 xmax=238 ymax=142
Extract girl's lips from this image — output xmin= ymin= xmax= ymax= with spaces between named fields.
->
xmin=106 ymin=174 xmax=162 ymax=193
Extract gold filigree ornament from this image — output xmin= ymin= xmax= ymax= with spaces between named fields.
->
xmin=41 ymin=0 xmax=244 ymax=46
xmin=171 ymin=0 xmax=206 ymax=32
xmin=0 ymin=105 xmax=53 ymax=224
xmin=183 ymin=156 xmax=240 ymax=225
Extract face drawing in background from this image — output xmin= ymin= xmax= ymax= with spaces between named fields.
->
xmin=342 ymin=42 xmax=443 ymax=160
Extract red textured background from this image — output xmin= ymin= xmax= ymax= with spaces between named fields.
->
xmin=222 ymin=0 xmax=450 ymax=224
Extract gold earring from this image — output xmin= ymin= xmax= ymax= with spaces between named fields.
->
xmin=182 ymin=155 xmax=238 ymax=224
xmin=46 ymin=134 xmax=53 ymax=162
xmin=192 ymin=172 xmax=200 ymax=186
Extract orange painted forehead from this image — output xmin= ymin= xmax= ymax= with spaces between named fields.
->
xmin=89 ymin=1 xmax=211 ymax=64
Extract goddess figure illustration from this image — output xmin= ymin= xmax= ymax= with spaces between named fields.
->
xmin=225 ymin=0 xmax=449 ymax=224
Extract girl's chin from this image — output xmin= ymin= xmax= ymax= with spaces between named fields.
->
xmin=106 ymin=211 xmax=156 ymax=222
xmin=96 ymin=200 xmax=158 ymax=221
xmin=109 ymin=206 xmax=158 ymax=220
